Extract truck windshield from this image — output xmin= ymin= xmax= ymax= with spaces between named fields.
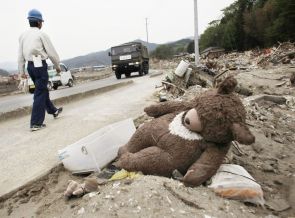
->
xmin=111 ymin=45 xmax=138 ymax=55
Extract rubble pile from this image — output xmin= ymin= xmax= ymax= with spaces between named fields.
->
xmin=230 ymin=95 xmax=295 ymax=215
xmin=150 ymin=58 xmax=178 ymax=70
xmin=158 ymin=61 xmax=215 ymax=100
xmin=203 ymin=51 xmax=256 ymax=72
xmin=200 ymin=42 xmax=295 ymax=73
xmin=160 ymin=68 xmax=208 ymax=98
xmin=244 ymin=95 xmax=295 ymax=144
xmin=257 ymin=42 xmax=295 ymax=67
xmin=156 ymin=42 xmax=295 ymax=100
xmin=152 ymin=50 xmax=295 ymax=216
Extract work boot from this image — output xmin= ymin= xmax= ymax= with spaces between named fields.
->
xmin=31 ymin=124 xmax=46 ymax=132
xmin=53 ymin=107 xmax=63 ymax=118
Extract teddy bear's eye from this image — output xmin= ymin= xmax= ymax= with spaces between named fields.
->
xmin=185 ymin=118 xmax=190 ymax=125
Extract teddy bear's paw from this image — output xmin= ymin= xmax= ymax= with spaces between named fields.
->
xmin=144 ymin=105 xmax=161 ymax=117
xmin=112 ymin=160 xmax=121 ymax=168
xmin=114 ymin=152 xmax=132 ymax=168
xmin=183 ymin=170 xmax=201 ymax=187
xmin=64 ymin=180 xmax=83 ymax=197
xmin=72 ymin=186 xmax=84 ymax=196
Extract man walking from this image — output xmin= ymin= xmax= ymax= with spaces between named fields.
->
xmin=18 ymin=9 xmax=63 ymax=131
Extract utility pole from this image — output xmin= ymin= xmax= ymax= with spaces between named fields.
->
xmin=194 ymin=0 xmax=200 ymax=65
xmin=145 ymin=18 xmax=149 ymax=45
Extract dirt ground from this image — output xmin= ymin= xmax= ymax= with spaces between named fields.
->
xmin=0 ymin=166 xmax=262 ymax=218
xmin=0 ymin=65 xmax=295 ymax=218
xmin=73 ymin=68 xmax=112 ymax=84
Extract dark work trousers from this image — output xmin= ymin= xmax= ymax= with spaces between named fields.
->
xmin=27 ymin=60 xmax=57 ymax=127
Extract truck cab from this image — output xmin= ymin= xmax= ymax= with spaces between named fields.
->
xmin=109 ymin=42 xmax=149 ymax=79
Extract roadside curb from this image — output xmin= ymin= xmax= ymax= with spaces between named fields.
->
xmin=0 ymin=80 xmax=133 ymax=123
xmin=0 ymin=164 xmax=62 ymax=202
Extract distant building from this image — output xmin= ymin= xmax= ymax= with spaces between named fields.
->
xmin=201 ymin=47 xmax=225 ymax=59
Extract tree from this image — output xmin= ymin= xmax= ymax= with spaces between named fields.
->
xmin=199 ymin=21 xmax=221 ymax=51
xmin=187 ymin=41 xmax=194 ymax=54
xmin=199 ymin=0 xmax=295 ymax=52
xmin=265 ymin=0 xmax=295 ymax=44
xmin=151 ymin=45 xmax=174 ymax=59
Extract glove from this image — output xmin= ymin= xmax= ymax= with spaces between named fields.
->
xmin=56 ymin=67 xmax=61 ymax=74
xmin=64 ymin=180 xmax=85 ymax=197
xmin=64 ymin=178 xmax=99 ymax=198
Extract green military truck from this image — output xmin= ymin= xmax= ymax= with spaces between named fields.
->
xmin=109 ymin=42 xmax=149 ymax=79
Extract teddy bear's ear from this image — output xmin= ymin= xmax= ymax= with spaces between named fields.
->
xmin=231 ymin=123 xmax=255 ymax=145
xmin=217 ymin=76 xmax=237 ymax=94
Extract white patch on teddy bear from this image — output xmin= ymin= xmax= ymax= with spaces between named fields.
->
xmin=169 ymin=112 xmax=203 ymax=141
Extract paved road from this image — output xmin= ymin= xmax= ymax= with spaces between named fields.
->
xmin=0 ymin=76 xmax=128 ymax=114
xmin=0 ymin=72 xmax=163 ymax=197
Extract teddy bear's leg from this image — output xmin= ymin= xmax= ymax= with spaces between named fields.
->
xmin=183 ymin=143 xmax=230 ymax=187
xmin=114 ymin=146 xmax=175 ymax=177
xmin=118 ymin=123 xmax=154 ymax=156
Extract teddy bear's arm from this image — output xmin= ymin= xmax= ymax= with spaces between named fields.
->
xmin=183 ymin=143 xmax=230 ymax=187
xmin=144 ymin=101 xmax=194 ymax=118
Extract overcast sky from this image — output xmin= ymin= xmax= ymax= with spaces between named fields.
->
xmin=0 ymin=0 xmax=235 ymax=66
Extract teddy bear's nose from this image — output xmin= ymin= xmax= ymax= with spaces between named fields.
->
xmin=185 ymin=118 xmax=190 ymax=125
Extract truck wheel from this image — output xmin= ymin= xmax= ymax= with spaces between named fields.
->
xmin=125 ymin=72 xmax=131 ymax=78
xmin=53 ymin=84 xmax=58 ymax=90
xmin=68 ymin=79 xmax=74 ymax=87
xmin=143 ymin=63 xmax=149 ymax=75
xmin=115 ymin=70 xmax=121 ymax=79
xmin=139 ymin=67 xmax=143 ymax=76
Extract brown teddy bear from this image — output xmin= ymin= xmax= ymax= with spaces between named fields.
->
xmin=114 ymin=76 xmax=255 ymax=187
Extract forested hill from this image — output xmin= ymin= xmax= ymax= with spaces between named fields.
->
xmin=199 ymin=0 xmax=295 ymax=52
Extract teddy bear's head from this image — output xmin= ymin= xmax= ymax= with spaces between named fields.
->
xmin=183 ymin=76 xmax=255 ymax=145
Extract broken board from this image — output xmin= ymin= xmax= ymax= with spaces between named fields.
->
xmin=58 ymin=118 xmax=136 ymax=174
